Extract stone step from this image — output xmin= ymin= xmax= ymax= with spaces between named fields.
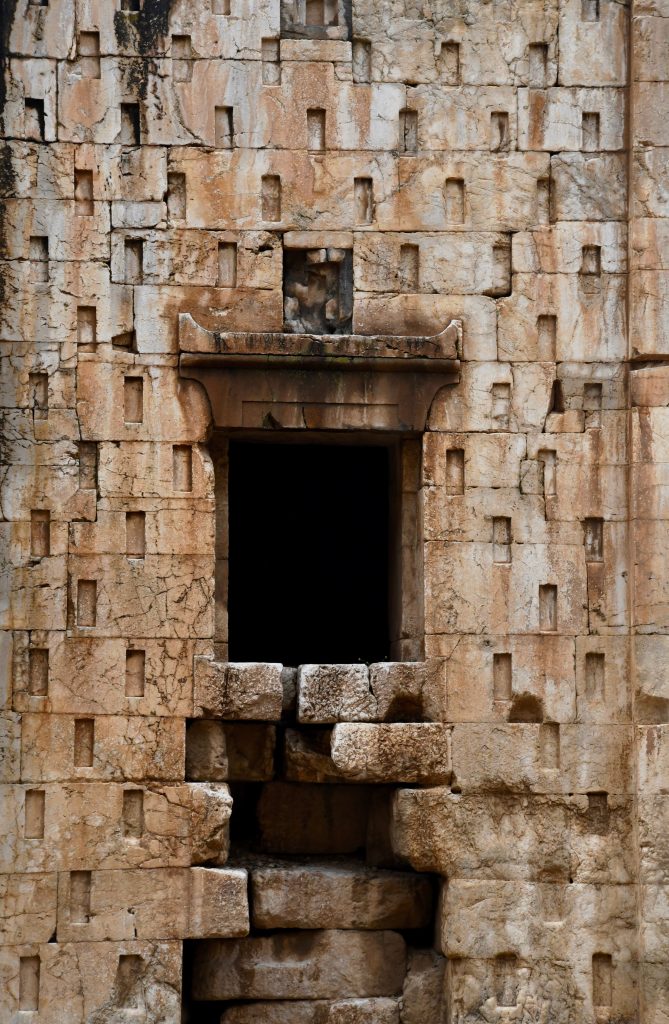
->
xmin=330 ymin=723 xmax=452 ymax=784
xmin=221 ymin=998 xmax=400 ymax=1024
xmin=250 ymin=861 xmax=433 ymax=930
xmin=191 ymin=930 xmax=406 ymax=1001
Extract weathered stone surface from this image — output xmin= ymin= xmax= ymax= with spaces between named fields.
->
xmin=330 ymin=724 xmax=451 ymax=784
xmin=193 ymin=659 xmax=283 ymax=720
xmin=221 ymin=999 xmax=400 ymax=1024
xmin=250 ymin=862 xmax=432 ymax=930
xmin=192 ymin=931 xmax=407 ymax=1001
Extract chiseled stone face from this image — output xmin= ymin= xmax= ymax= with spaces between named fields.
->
xmin=0 ymin=0 xmax=662 ymax=1021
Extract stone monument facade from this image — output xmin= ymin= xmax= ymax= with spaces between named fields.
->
xmin=0 ymin=0 xmax=667 ymax=1020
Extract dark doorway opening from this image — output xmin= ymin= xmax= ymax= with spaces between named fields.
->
xmin=228 ymin=440 xmax=390 ymax=664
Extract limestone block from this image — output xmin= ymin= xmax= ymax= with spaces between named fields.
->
xmin=633 ymin=83 xmax=669 ymax=147
xmin=497 ymin=272 xmax=626 ymax=362
xmin=406 ymin=86 xmax=517 ymax=151
xmin=630 ymin=270 xmax=669 ymax=357
xmin=518 ymin=87 xmax=624 ymax=151
xmin=385 ymin=154 xmax=550 ymax=234
xmin=1 ymin=199 xmax=110 ymax=262
xmin=638 ymin=795 xmax=669 ymax=884
xmin=0 ymin=873 xmax=57 ymax=944
xmin=0 ymin=554 xmax=67 ymax=631
xmin=69 ymin=508 xmax=214 ymax=556
xmin=423 ymin=433 xmax=527 ymax=490
xmin=221 ymin=1000 xmax=400 ymax=1024
xmin=257 ymin=783 xmax=373 ymax=855
xmin=445 ymin=635 xmax=576 ymax=723
xmin=391 ymin=788 xmax=635 ymax=885
xmin=98 ymin=441 xmax=213 ymax=500
xmin=3 ymin=58 xmax=57 ymax=143
xmin=0 ymin=141 xmax=76 ymax=200
xmin=441 ymin=878 xmax=637 ymax=962
xmin=330 ymin=723 xmax=451 ymax=784
xmin=369 ymin=662 xmax=431 ymax=722
xmin=186 ymin=721 xmax=276 ymax=781
xmin=297 ymin=664 xmax=376 ymax=724
xmin=133 ymin=284 xmax=283 ymax=353
xmin=56 ymin=866 xmax=247 ymax=941
xmin=584 ymin=521 xmax=630 ymax=633
xmin=353 ymin=293 xmax=495 ymax=357
xmin=639 ymin=962 xmax=669 ymax=1024
xmin=19 ymin=713 xmax=185 ymax=782
xmin=0 ymin=941 xmax=181 ymax=1022
xmin=188 ymin=867 xmax=249 ymax=939
xmin=66 ymin=555 xmax=213 ymax=639
xmin=401 ymin=949 xmax=446 ymax=1024
xmin=193 ymin=659 xmax=283 ymax=720
xmin=11 ymin=635 xmax=194 ymax=718
xmin=641 ymin=885 xmax=669 ymax=962
xmin=354 ymin=232 xmax=512 ymax=297
xmin=425 ymin=541 xmax=588 ymax=636
xmin=575 ymin=636 xmax=631 ymax=722
xmin=512 ymin=222 xmax=627 ymax=274
xmin=638 ymin=726 xmax=669 ymax=793
xmin=169 ymin=0 xmax=279 ymax=59
xmin=283 ymin=727 xmax=349 ymax=783
xmin=427 ymin=363 xmax=553 ymax=432
xmin=76 ymin=363 xmax=211 ymax=442
xmin=632 ymin=148 xmax=669 ymax=219
xmin=0 ymin=782 xmax=230 ymax=872
xmin=633 ymin=521 xmax=669 ymax=631
xmin=75 ymin=144 xmax=168 ymax=203
xmin=0 ymin=712 xmax=21 ymax=782
xmin=422 ymin=487 xmax=583 ymax=547
xmin=634 ymin=637 xmax=669 ymax=723
xmin=451 ymin=723 xmax=633 ymax=793
xmin=550 ymin=153 xmax=627 ymax=221
xmin=191 ymin=930 xmax=407 ymax=1001
xmin=9 ymin=0 xmax=74 ymax=58
xmin=250 ymin=862 xmax=432 ymax=930
xmin=558 ymin=0 xmax=628 ymax=85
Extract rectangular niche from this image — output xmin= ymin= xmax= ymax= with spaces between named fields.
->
xmin=214 ymin=435 xmax=424 ymax=665
xmin=283 ymin=245 xmax=353 ymax=335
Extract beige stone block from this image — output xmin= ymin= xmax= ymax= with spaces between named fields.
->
xmin=386 ymin=154 xmax=550 ymax=233
xmin=633 ymin=83 xmax=669 ymax=147
xmin=425 ymin=541 xmax=588 ymax=637
xmin=297 ymin=664 xmax=376 ymax=723
xmin=188 ymin=867 xmax=249 ymax=938
xmin=66 ymin=554 xmax=213 ymax=639
xmin=98 ymin=441 xmax=213 ymax=500
xmin=633 ymin=521 xmax=669 ymax=632
xmin=0 ymin=940 xmax=182 ymax=1021
xmin=639 ymin=795 xmax=669 ymax=885
xmin=170 ymin=0 xmax=279 ymax=59
xmin=283 ymin=727 xmax=350 ymax=784
xmin=56 ymin=866 xmax=245 ymax=941
xmin=550 ymin=153 xmax=627 ymax=221
xmin=0 ymin=141 xmax=76 ymax=200
xmin=497 ymin=272 xmax=626 ymax=362
xmin=76 ymin=363 xmax=211 ymax=442
xmin=369 ymin=662 xmax=433 ymax=722
xmin=221 ymin=999 xmax=400 ymax=1024
xmin=639 ymin=962 xmax=669 ymax=1024
xmin=575 ymin=636 xmax=630 ymax=722
xmin=9 ymin=0 xmax=74 ymax=58
xmin=427 ymin=363 xmax=554 ymax=432
xmin=354 ymin=231 xmax=511 ymax=297
xmin=250 ymin=862 xmax=432 ymax=930
xmin=186 ymin=721 xmax=276 ymax=781
xmin=69 ymin=507 xmax=214 ymax=556
xmin=0 ymin=781 xmax=230 ymax=873
xmin=407 ymin=86 xmax=517 ymax=151
xmin=518 ymin=86 xmax=624 ymax=151
xmin=445 ymin=635 xmax=576 ymax=723
xmin=353 ymin=293 xmax=494 ymax=356
xmin=11 ymin=634 xmax=194 ymax=717
xmin=75 ymin=144 xmax=167 ymax=203
xmin=423 ymin=433 xmax=527 ymax=490
xmin=641 ymin=885 xmax=669 ymax=962
xmin=638 ymin=726 xmax=669 ymax=792
xmin=634 ymin=636 xmax=669 ymax=723
xmin=3 ymin=58 xmax=57 ymax=143
xmin=0 ymin=873 xmax=57 ymax=944
xmin=191 ymin=930 xmax=407 ymax=1001
xmin=1 ymin=198 xmax=110 ymax=262
xmin=401 ymin=949 xmax=445 ymax=1024
xmin=257 ymin=783 xmax=373 ymax=856
xmin=558 ymin=0 xmax=628 ymax=85
xmin=20 ymin=714 xmax=185 ymax=782
xmin=452 ymin=723 xmax=633 ymax=793
xmin=512 ymin=222 xmax=627 ymax=274
xmin=0 ymin=555 xmax=67 ymax=631
xmin=442 ymin=878 xmax=636 ymax=963
xmin=330 ymin=723 xmax=451 ymax=784
xmin=630 ymin=270 xmax=669 ymax=357
xmin=0 ymin=712 xmax=21 ymax=782
xmin=194 ymin=659 xmax=283 ymax=720
xmin=632 ymin=148 xmax=669 ymax=219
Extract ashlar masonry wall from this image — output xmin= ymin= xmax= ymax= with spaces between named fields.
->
xmin=0 ymin=0 xmax=667 ymax=1021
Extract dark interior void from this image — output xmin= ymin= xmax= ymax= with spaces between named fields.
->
xmin=228 ymin=441 xmax=390 ymax=664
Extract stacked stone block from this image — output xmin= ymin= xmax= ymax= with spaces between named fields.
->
xmin=0 ymin=0 xmax=666 ymax=1020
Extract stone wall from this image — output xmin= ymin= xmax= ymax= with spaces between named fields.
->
xmin=1 ymin=0 xmax=667 ymax=1020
